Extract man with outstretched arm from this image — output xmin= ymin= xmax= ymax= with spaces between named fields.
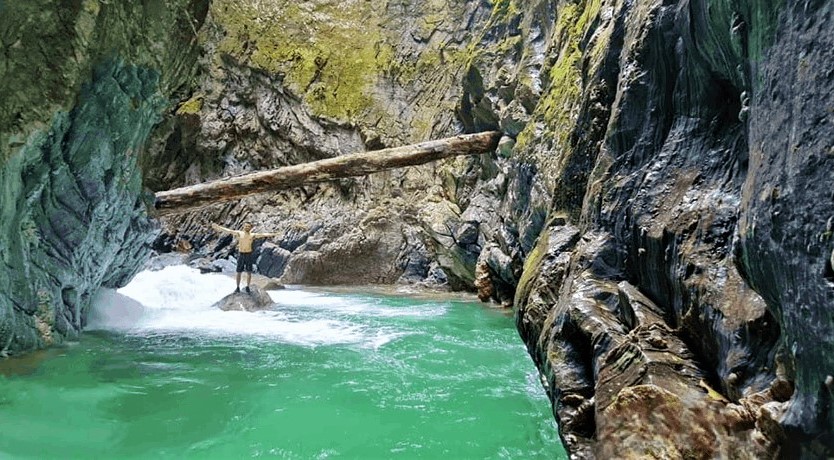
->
xmin=211 ymin=222 xmax=279 ymax=293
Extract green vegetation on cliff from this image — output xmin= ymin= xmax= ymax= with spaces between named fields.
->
xmin=211 ymin=1 xmax=386 ymax=121
xmin=209 ymin=0 xmax=476 ymax=141
xmin=515 ymin=0 xmax=602 ymax=169
xmin=514 ymin=224 xmax=551 ymax=307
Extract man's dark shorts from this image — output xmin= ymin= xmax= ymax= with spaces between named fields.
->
xmin=236 ymin=252 xmax=255 ymax=273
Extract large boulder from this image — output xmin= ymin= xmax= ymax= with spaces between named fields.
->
xmin=213 ymin=286 xmax=274 ymax=312
xmin=256 ymin=243 xmax=291 ymax=278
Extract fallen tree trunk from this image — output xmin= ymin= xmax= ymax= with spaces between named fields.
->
xmin=153 ymin=131 xmax=502 ymax=216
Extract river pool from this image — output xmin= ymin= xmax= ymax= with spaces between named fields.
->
xmin=0 ymin=265 xmax=566 ymax=459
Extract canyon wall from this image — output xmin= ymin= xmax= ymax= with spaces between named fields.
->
xmin=155 ymin=1 xmax=832 ymax=456
xmin=481 ymin=0 xmax=833 ymax=457
xmin=149 ymin=0 xmax=499 ymax=290
xmin=1 ymin=0 xmax=832 ymax=457
xmin=0 ymin=0 xmax=208 ymax=353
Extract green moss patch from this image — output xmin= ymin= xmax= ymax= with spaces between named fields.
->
xmin=514 ymin=225 xmax=551 ymax=307
xmin=212 ymin=1 xmax=386 ymax=121
xmin=515 ymin=0 xmax=601 ymax=162
xmin=176 ymin=94 xmax=204 ymax=115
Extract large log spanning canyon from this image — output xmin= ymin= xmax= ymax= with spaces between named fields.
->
xmin=153 ymin=131 xmax=502 ymax=215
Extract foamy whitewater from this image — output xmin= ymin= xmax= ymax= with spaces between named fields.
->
xmin=87 ymin=265 xmax=445 ymax=348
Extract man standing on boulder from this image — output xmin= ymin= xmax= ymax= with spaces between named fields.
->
xmin=211 ymin=222 xmax=279 ymax=294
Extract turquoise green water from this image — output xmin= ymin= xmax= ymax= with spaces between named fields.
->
xmin=0 ymin=266 xmax=565 ymax=459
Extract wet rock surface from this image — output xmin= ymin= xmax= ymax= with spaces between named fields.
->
xmin=499 ymin=1 xmax=833 ymax=457
xmin=737 ymin=4 xmax=834 ymax=453
xmin=0 ymin=0 xmax=206 ymax=355
xmin=213 ymin=286 xmax=274 ymax=312
xmin=2 ymin=0 xmax=833 ymax=458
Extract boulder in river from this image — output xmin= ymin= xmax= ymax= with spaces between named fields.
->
xmin=188 ymin=257 xmax=221 ymax=274
xmin=213 ymin=286 xmax=274 ymax=312
xmin=261 ymin=280 xmax=285 ymax=291
xmin=243 ymin=273 xmax=285 ymax=291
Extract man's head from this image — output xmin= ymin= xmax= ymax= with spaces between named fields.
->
xmin=242 ymin=222 xmax=253 ymax=232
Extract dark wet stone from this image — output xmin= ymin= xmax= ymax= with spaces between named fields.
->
xmin=256 ymin=243 xmax=291 ymax=278
xmin=211 ymin=258 xmax=237 ymax=274
xmin=213 ymin=286 xmax=274 ymax=312
xmin=189 ymin=257 xmax=221 ymax=274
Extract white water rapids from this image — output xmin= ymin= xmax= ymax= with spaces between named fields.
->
xmin=87 ymin=265 xmax=445 ymax=348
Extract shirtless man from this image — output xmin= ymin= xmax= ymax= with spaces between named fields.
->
xmin=211 ymin=222 xmax=279 ymax=293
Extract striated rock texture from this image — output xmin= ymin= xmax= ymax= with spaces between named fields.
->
xmin=143 ymin=0 xmax=834 ymax=457
xmin=468 ymin=0 xmax=832 ymax=457
xmin=0 ymin=1 xmax=207 ymax=354
xmin=149 ymin=0 xmax=500 ymax=289
xmin=2 ymin=0 xmax=832 ymax=458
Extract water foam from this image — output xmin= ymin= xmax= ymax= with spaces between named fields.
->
xmin=88 ymin=265 xmax=409 ymax=348
xmin=268 ymin=290 xmax=448 ymax=318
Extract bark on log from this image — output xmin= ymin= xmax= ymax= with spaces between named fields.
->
xmin=153 ymin=131 xmax=502 ymax=216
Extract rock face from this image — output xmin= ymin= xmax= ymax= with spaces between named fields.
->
xmin=149 ymin=0 xmax=496 ymax=288
xmin=0 ymin=1 xmax=207 ymax=355
xmin=737 ymin=5 xmax=834 ymax=452
xmin=496 ymin=1 xmax=832 ymax=458
xmin=2 ymin=0 xmax=833 ymax=458
xmin=147 ymin=0 xmax=833 ymax=457
xmin=213 ymin=286 xmax=274 ymax=312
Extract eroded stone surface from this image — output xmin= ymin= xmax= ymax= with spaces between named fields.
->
xmin=213 ymin=286 xmax=274 ymax=312
xmin=501 ymin=1 xmax=832 ymax=457
xmin=3 ymin=0 xmax=833 ymax=458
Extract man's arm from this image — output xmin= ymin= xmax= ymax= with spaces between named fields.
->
xmin=211 ymin=223 xmax=239 ymax=236
xmin=252 ymin=231 xmax=280 ymax=239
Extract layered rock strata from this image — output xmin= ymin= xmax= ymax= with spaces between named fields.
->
xmin=0 ymin=1 xmax=207 ymax=354
xmin=1 ymin=0 xmax=832 ymax=458
xmin=148 ymin=0 xmax=833 ymax=457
